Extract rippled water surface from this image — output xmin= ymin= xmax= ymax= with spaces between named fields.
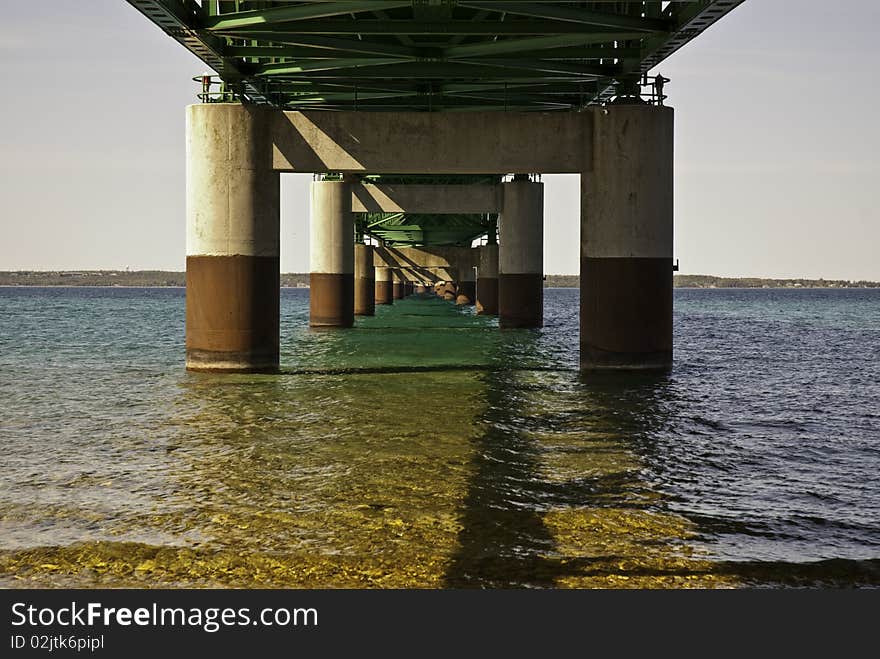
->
xmin=1 ymin=287 xmax=878 ymax=588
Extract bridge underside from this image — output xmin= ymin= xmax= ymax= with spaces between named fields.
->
xmin=128 ymin=2 xmax=742 ymax=371
xmin=127 ymin=0 xmax=744 ymax=112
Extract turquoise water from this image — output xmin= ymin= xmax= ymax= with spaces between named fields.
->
xmin=1 ymin=287 xmax=878 ymax=587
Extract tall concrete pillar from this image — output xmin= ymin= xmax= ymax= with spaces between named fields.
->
xmin=456 ymin=265 xmax=476 ymax=305
xmin=499 ymin=180 xmax=543 ymax=328
xmin=354 ymin=244 xmax=375 ymax=316
xmin=392 ymin=270 xmax=404 ymax=300
xmin=185 ymin=104 xmax=279 ymax=373
xmin=310 ymin=179 xmax=354 ymax=327
xmin=581 ymin=105 xmax=674 ymax=370
xmin=375 ymin=267 xmax=393 ymax=305
xmin=477 ymin=244 xmax=498 ymax=315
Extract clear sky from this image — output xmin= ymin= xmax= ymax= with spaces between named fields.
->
xmin=1 ymin=1 xmax=878 ymax=279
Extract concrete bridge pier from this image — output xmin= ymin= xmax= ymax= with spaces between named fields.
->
xmin=375 ymin=267 xmax=393 ymax=305
xmin=392 ymin=270 xmax=405 ymax=300
xmin=354 ymin=243 xmax=375 ymax=316
xmin=499 ymin=179 xmax=543 ymax=328
xmin=185 ymin=105 xmax=279 ymax=373
xmin=477 ymin=244 xmax=499 ymax=315
xmin=581 ymin=106 xmax=674 ymax=370
xmin=310 ymin=178 xmax=354 ymax=327
xmin=456 ymin=266 xmax=476 ymax=305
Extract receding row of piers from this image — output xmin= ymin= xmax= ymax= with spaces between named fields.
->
xmin=185 ymin=102 xmax=673 ymax=374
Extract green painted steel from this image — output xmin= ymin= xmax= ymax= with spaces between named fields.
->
xmin=126 ymin=1 xmax=747 ymax=111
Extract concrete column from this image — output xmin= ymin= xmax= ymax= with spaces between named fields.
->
xmin=581 ymin=105 xmax=674 ymax=370
xmin=310 ymin=179 xmax=354 ymax=327
xmin=477 ymin=244 xmax=499 ymax=315
xmin=375 ymin=267 xmax=393 ymax=305
xmin=354 ymin=244 xmax=375 ymax=316
xmin=416 ymin=284 xmax=426 ymax=294
xmin=499 ymin=180 xmax=544 ymax=328
xmin=392 ymin=270 xmax=404 ymax=300
xmin=185 ymin=104 xmax=279 ymax=373
xmin=456 ymin=265 xmax=476 ymax=305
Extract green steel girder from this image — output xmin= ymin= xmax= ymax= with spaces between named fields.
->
xmin=125 ymin=0 xmax=747 ymax=111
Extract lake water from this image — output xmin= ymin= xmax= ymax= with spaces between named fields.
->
xmin=1 ymin=287 xmax=878 ymax=587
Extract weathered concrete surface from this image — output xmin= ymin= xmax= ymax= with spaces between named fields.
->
xmin=187 ymin=104 xmax=279 ymax=258
xmin=580 ymin=106 xmax=674 ymax=370
xmin=310 ymin=180 xmax=353 ymax=327
xmin=351 ymin=184 xmax=501 ymax=213
xmin=582 ymin=106 xmax=673 ymax=259
xmin=185 ymin=104 xmax=279 ymax=372
xmin=499 ymin=181 xmax=543 ymax=328
xmin=272 ymin=110 xmax=590 ymax=174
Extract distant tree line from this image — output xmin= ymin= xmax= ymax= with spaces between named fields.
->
xmin=543 ymin=274 xmax=879 ymax=288
xmin=1 ymin=271 xmax=878 ymax=289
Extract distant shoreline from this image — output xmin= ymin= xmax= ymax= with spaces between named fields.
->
xmin=1 ymin=271 xmax=878 ymax=289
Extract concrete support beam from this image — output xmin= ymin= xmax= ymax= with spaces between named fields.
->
xmin=351 ymin=183 xmax=501 ymax=213
xmin=499 ymin=181 xmax=544 ymax=328
xmin=477 ymin=244 xmax=499 ymax=315
xmin=310 ymin=179 xmax=354 ymax=327
xmin=185 ymin=104 xmax=279 ymax=373
xmin=581 ymin=106 xmax=674 ymax=370
xmin=354 ymin=244 xmax=375 ymax=316
xmin=375 ymin=267 xmax=393 ymax=305
xmin=272 ymin=111 xmax=589 ymax=174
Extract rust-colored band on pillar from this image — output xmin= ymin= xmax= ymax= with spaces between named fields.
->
xmin=186 ymin=255 xmax=279 ymax=372
xmin=476 ymin=277 xmax=498 ymax=315
xmin=354 ymin=244 xmax=375 ymax=316
xmin=310 ymin=273 xmax=354 ymax=327
xmin=456 ymin=280 xmax=476 ymax=306
xmin=498 ymin=273 xmax=543 ymax=328
xmin=581 ymin=257 xmax=672 ymax=369
xmin=355 ymin=277 xmax=375 ymax=316
xmin=393 ymin=281 xmax=404 ymax=300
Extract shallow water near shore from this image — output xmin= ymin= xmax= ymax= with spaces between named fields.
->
xmin=1 ymin=287 xmax=878 ymax=588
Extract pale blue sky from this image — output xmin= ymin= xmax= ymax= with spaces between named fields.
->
xmin=1 ymin=1 xmax=878 ymax=279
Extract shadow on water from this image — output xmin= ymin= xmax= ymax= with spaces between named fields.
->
xmin=444 ymin=358 xmax=559 ymax=587
xmin=443 ymin=338 xmax=678 ymax=587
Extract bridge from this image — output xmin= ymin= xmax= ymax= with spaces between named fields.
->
xmin=125 ymin=1 xmax=746 ymax=372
